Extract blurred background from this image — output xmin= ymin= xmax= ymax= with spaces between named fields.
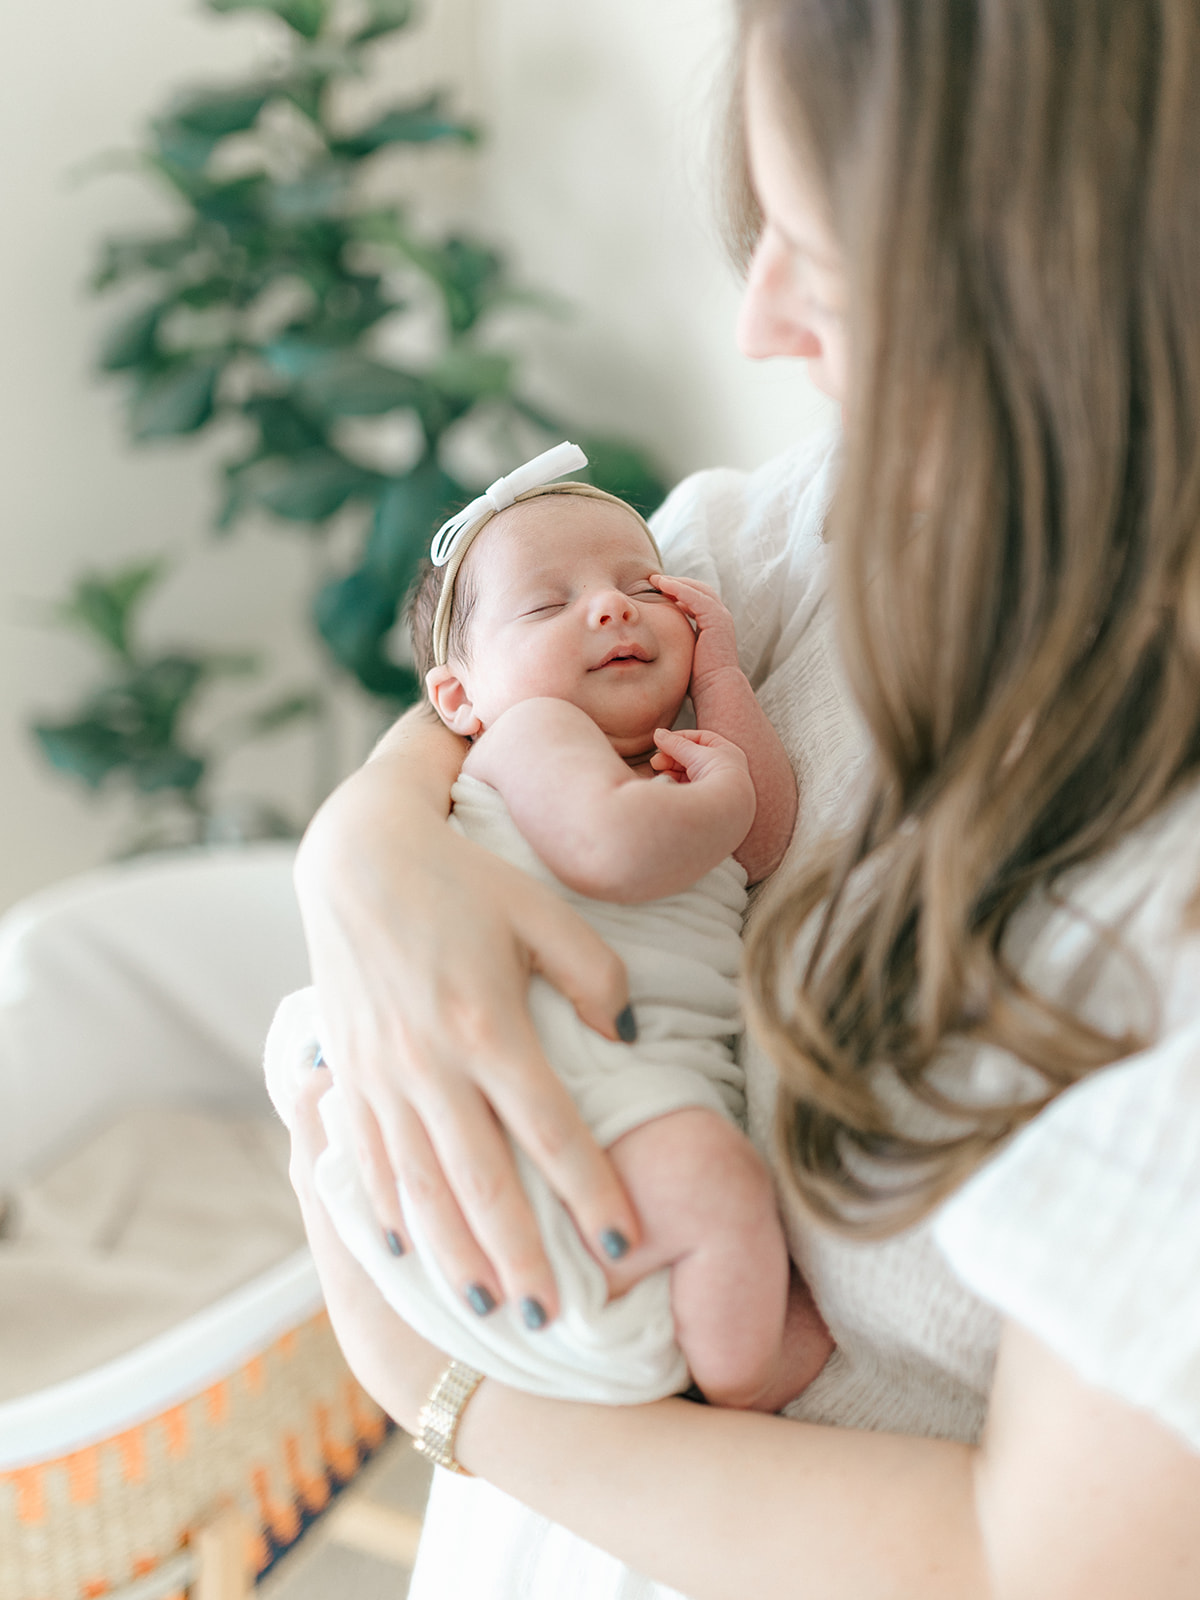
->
xmin=0 ymin=0 xmax=831 ymax=914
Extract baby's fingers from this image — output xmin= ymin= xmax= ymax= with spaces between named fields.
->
xmin=649 ymin=572 xmax=728 ymax=618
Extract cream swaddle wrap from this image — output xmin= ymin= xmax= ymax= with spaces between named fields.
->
xmin=265 ymin=774 xmax=747 ymax=1403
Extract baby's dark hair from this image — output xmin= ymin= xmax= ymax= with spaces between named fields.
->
xmin=405 ymin=556 xmax=478 ymax=688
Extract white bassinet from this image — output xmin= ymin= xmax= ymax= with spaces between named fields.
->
xmin=0 ymin=847 xmax=392 ymax=1600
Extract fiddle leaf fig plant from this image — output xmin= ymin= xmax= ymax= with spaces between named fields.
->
xmin=89 ymin=0 xmax=666 ymax=705
xmin=34 ymin=0 xmax=666 ymax=852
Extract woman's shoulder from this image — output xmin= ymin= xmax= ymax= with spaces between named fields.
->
xmin=650 ymin=426 xmax=840 ymax=574
xmin=649 ymin=428 xmax=841 ymax=682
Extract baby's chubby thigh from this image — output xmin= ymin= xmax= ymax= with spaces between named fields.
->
xmin=601 ymin=1108 xmax=791 ymax=1405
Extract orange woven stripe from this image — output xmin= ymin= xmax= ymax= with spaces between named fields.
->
xmin=161 ymin=1406 xmax=188 ymax=1458
xmin=132 ymin=1556 xmax=157 ymax=1577
xmin=10 ymin=1467 xmax=46 ymax=1524
xmin=67 ymin=1447 xmax=100 ymax=1505
xmin=204 ymin=1379 xmax=230 ymax=1426
xmin=251 ymin=1465 xmax=301 ymax=1547
xmin=315 ymin=1403 xmax=359 ymax=1480
xmin=82 ymin=1580 xmax=110 ymax=1598
xmin=242 ymin=1356 xmax=265 ymax=1394
xmin=250 ymin=1529 xmax=272 ymax=1576
xmin=284 ymin=1432 xmax=330 ymax=1514
xmin=278 ymin=1329 xmax=298 ymax=1358
xmin=116 ymin=1427 xmax=147 ymax=1484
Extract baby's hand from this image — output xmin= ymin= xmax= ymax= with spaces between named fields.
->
xmin=650 ymin=726 xmax=751 ymax=785
xmin=649 ymin=573 xmax=741 ymax=691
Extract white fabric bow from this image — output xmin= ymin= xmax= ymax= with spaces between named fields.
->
xmin=430 ymin=441 xmax=588 ymax=566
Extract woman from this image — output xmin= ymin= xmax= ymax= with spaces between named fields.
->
xmin=289 ymin=1 xmax=1200 ymax=1594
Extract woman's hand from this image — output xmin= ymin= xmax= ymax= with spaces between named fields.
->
xmin=293 ymin=708 xmax=644 ymax=1326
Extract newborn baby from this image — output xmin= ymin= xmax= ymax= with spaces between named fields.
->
xmin=267 ymin=444 xmax=830 ymax=1410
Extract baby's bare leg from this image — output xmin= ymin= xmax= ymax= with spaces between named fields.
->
xmin=601 ymin=1109 xmax=832 ymax=1410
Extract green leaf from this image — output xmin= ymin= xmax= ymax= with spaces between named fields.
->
xmin=152 ymin=117 xmax=225 ymax=175
xmin=299 ymin=354 xmax=426 ymax=416
xmin=206 ymin=0 xmax=330 ymax=40
xmin=33 ymin=720 xmax=128 ymax=789
xmin=91 ymin=232 xmax=197 ymax=292
xmin=255 ymin=449 xmax=375 ymax=520
xmin=190 ymin=173 xmax=268 ymax=229
xmin=351 ymin=0 xmax=416 ymax=45
xmin=176 ymin=277 xmax=242 ymax=309
xmin=34 ymin=654 xmax=210 ymax=797
xmin=130 ymin=360 xmax=222 ymax=439
xmin=233 ymin=689 xmax=323 ymax=738
xmin=266 ymin=167 xmax=349 ymax=221
xmin=366 ymin=458 xmax=465 ymax=588
xmin=241 ymin=395 xmax=328 ymax=455
xmin=331 ymin=94 xmax=479 ymax=159
xmin=55 ymin=559 xmax=165 ymax=658
xmin=280 ymin=70 xmax=328 ymax=124
xmin=97 ymin=301 xmax=165 ymax=372
xmin=262 ymin=332 xmax=351 ymax=379
xmin=313 ymin=567 xmax=418 ymax=699
xmin=130 ymin=748 xmax=207 ymax=794
xmin=149 ymin=84 xmax=274 ymax=176
xmin=170 ymin=86 xmax=271 ymax=138
xmin=430 ymin=347 xmax=513 ymax=402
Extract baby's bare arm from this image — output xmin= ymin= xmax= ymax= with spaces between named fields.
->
xmin=464 ymin=698 xmax=755 ymax=903
xmin=651 ymin=575 xmax=798 ymax=882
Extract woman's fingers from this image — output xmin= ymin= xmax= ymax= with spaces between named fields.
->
xmin=416 ymin=1072 xmax=564 ymax=1324
xmin=511 ymin=870 xmax=631 ymax=1042
xmin=288 ymin=1069 xmax=333 ymax=1209
xmin=342 ymin=1090 xmax=410 ymax=1256
xmin=381 ymin=1091 xmax=510 ymax=1316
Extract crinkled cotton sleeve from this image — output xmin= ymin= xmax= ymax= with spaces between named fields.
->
xmin=649 ymin=430 xmax=839 ymax=690
xmin=934 ymin=936 xmax=1200 ymax=1454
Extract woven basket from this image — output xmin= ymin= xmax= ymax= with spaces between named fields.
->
xmin=0 ymin=1310 xmax=392 ymax=1600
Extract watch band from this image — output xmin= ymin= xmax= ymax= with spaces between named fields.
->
xmin=412 ymin=1359 xmax=485 ymax=1475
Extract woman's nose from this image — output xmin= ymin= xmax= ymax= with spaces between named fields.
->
xmin=736 ymin=232 xmax=823 ymax=362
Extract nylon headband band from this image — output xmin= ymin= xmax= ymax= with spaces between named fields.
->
xmin=430 ymin=482 xmax=664 ymax=668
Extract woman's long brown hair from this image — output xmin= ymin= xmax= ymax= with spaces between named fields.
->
xmin=732 ymin=0 xmax=1200 ymax=1234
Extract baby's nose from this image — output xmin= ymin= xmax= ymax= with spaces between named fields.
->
xmin=589 ymin=588 xmax=636 ymax=626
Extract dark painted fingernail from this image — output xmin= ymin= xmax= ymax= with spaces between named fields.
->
xmin=520 ymin=1296 xmax=548 ymax=1330
xmin=312 ymin=1045 xmax=327 ymax=1069
xmin=466 ymin=1283 xmax=496 ymax=1317
xmin=384 ymin=1229 xmax=405 ymax=1257
xmin=600 ymin=1228 xmax=630 ymax=1260
xmin=615 ymin=1004 xmax=638 ymax=1043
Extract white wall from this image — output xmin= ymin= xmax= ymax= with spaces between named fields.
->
xmin=0 ymin=0 xmax=829 ymax=913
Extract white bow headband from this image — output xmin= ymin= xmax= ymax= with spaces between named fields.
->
xmin=428 ymin=441 xmax=663 ymax=668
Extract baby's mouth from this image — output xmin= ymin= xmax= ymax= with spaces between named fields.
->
xmin=592 ymin=643 xmax=652 ymax=670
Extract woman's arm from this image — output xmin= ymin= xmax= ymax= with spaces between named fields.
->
xmin=292 ymin=704 xmax=644 ymax=1318
xmin=291 ymin=1073 xmax=1200 ymax=1600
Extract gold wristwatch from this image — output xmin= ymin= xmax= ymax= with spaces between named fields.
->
xmin=412 ymin=1359 xmax=485 ymax=1475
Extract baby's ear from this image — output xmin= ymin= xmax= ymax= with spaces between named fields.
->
xmin=425 ymin=664 xmax=483 ymax=737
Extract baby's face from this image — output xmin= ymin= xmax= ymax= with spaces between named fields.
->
xmin=444 ymin=496 xmax=696 ymax=752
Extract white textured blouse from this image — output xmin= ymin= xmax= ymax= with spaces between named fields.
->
xmin=408 ymin=433 xmax=1200 ymax=1600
